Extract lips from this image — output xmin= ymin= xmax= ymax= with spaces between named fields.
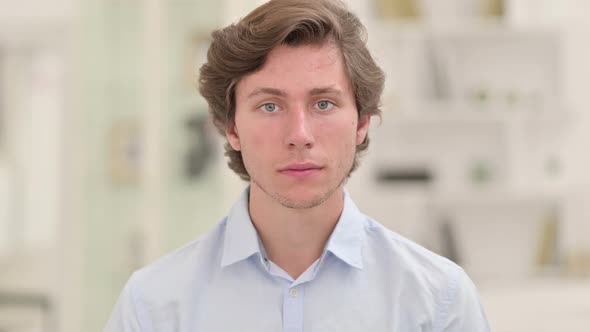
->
xmin=279 ymin=162 xmax=323 ymax=178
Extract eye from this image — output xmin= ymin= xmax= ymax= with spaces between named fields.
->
xmin=260 ymin=103 xmax=280 ymax=113
xmin=315 ymin=100 xmax=334 ymax=111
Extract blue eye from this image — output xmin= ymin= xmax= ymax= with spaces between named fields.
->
xmin=316 ymin=100 xmax=333 ymax=110
xmin=261 ymin=103 xmax=278 ymax=112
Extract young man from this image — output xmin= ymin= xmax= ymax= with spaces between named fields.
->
xmin=105 ymin=0 xmax=490 ymax=331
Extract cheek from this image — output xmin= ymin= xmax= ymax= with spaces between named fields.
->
xmin=318 ymin=121 xmax=358 ymax=153
xmin=242 ymin=126 xmax=275 ymax=148
xmin=237 ymin=122 xmax=278 ymax=162
xmin=335 ymin=119 xmax=358 ymax=142
xmin=235 ymin=116 xmax=266 ymax=145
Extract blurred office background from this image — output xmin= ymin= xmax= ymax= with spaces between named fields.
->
xmin=0 ymin=0 xmax=589 ymax=331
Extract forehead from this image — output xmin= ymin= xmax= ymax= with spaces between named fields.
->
xmin=264 ymin=42 xmax=342 ymax=73
xmin=236 ymin=42 xmax=352 ymax=97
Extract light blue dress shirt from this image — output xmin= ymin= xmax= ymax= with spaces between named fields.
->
xmin=105 ymin=188 xmax=490 ymax=332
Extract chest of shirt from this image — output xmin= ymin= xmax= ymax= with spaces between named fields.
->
xmin=144 ymin=258 xmax=436 ymax=332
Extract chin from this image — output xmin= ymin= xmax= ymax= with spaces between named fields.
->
xmin=275 ymin=185 xmax=340 ymax=210
xmin=275 ymin=195 xmax=327 ymax=210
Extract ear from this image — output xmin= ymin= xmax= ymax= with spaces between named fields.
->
xmin=225 ymin=123 xmax=241 ymax=151
xmin=356 ymin=114 xmax=371 ymax=145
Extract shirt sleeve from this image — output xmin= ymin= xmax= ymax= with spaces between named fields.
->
xmin=104 ymin=273 xmax=149 ymax=332
xmin=435 ymin=267 xmax=491 ymax=332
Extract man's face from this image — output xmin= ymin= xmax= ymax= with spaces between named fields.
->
xmin=227 ymin=42 xmax=370 ymax=209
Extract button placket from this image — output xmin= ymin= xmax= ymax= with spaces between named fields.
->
xmin=283 ymin=285 xmax=305 ymax=332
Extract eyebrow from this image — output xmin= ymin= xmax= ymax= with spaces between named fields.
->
xmin=310 ymin=87 xmax=342 ymax=96
xmin=247 ymin=86 xmax=343 ymax=99
xmin=247 ymin=87 xmax=287 ymax=99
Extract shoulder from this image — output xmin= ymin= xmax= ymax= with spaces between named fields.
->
xmin=361 ymin=217 xmax=489 ymax=331
xmin=361 ymin=218 xmax=464 ymax=302
xmin=105 ymin=218 xmax=229 ymax=331
xmin=362 ymin=216 xmax=462 ymax=280
xmin=129 ymin=217 xmax=228 ymax=300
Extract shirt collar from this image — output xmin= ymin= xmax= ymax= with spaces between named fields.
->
xmin=220 ymin=188 xmax=260 ymax=268
xmin=323 ymin=190 xmax=365 ymax=270
xmin=220 ymin=187 xmax=366 ymax=270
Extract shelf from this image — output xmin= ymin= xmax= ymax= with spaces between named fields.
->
xmin=384 ymin=102 xmax=572 ymax=129
xmin=430 ymin=188 xmax=565 ymax=210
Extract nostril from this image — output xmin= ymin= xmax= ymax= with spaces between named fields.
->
xmin=287 ymin=141 xmax=313 ymax=149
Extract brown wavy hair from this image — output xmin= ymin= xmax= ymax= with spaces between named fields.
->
xmin=199 ymin=0 xmax=384 ymax=181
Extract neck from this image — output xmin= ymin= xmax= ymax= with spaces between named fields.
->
xmin=248 ymin=184 xmax=345 ymax=280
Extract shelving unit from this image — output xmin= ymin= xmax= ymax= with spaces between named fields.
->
xmin=350 ymin=19 xmax=571 ymax=280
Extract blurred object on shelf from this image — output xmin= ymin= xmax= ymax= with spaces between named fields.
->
xmin=417 ymin=0 xmax=486 ymax=25
xmin=183 ymin=113 xmax=214 ymax=179
xmin=534 ymin=209 xmax=560 ymax=271
xmin=374 ymin=0 xmax=503 ymax=20
xmin=374 ymin=0 xmax=419 ymax=19
xmin=0 ymin=291 xmax=54 ymax=332
xmin=544 ymin=156 xmax=561 ymax=177
xmin=468 ymin=159 xmax=494 ymax=187
xmin=566 ymin=250 xmax=590 ymax=278
xmin=562 ymin=191 xmax=590 ymax=278
xmin=472 ymin=86 xmax=491 ymax=106
xmin=485 ymin=0 xmax=504 ymax=17
xmin=375 ymin=167 xmax=433 ymax=183
xmin=108 ymin=118 xmax=142 ymax=186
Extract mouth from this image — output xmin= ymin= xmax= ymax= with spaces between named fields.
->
xmin=279 ymin=162 xmax=323 ymax=178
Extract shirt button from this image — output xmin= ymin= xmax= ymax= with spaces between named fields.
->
xmin=289 ymin=288 xmax=298 ymax=298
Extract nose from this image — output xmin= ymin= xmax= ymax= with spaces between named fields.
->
xmin=284 ymin=107 xmax=314 ymax=149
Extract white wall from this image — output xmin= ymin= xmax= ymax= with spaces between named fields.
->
xmin=0 ymin=0 xmax=76 ymax=20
